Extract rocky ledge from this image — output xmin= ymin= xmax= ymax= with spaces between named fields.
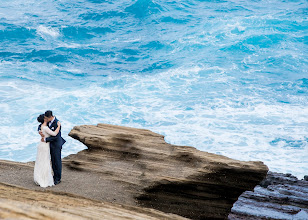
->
xmin=67 ymin=123 xmax=268 ymax=219
xmin=0 ymin=182 xmax=185 ymax=220
xmin=229 ymin=172 xmax=308 ymax=220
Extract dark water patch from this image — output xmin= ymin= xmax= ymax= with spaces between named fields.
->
xmin=25 ymin=50 xmax=66 ymax=63
xmin=244 ymin=34 xmax=286 ymax=48
xmin=215 ymin=5 xmax=252 ymax=13
xmin=293 ymin=6 xmax=308 ymax=16
xmin=62 ymin=26 xmax=94 ymax=39
xmin=24 ymin=13 xmax=39 ymax=18
xmin=86 ymin=0 xmax=108 ymax=3
xmin=3 ymin=49 xmax=68 ymax=63
xmin=26 ymin=49 xmax=54 ymax=58
xmin=0 ymin=25 xmax=36 ymax=41
xmin=0 ymin=49 xmax=73 ymax=63
xmin=0 ymin=52 xmax=20 ymax=60
xmin=195 ymin=0 xmax=227 ymax=2
xmin=45 ymin=54 xmax=69 ymax=63
xmin=139 ymin=41 xmax=166 ymax=50
xmin=125 ymin=57 xmax=139 ymax=62
xmin=80 ymin=11 xmax=126 ymax=20
xmin=57 ymin=47 xmax=116 ymax=58
xmin=220 ymin=42 xmax=254 ymax=53
xmin=93 ymin=62 xmax=107 ymax=66
xmin=93 ymin=27 xmax=114 ymax=34
xmin=61 ymin=26 xmax=114 ymax=40
xmin=141 ymin=61 xmax=173 ymax=72
xmin=265 ymin=19 xmax=307 ymax=32
xmin=114 ymin=48 xmax=142 ymax=63
xmin=297 ymin=78 xmax=308 ymax=88
xmin=120 ymin=49 xmax=140 ymax=55
xmin=125 ymin=0 xmax=163 ymax=18
xmin=61 ymin=70 xmax=88 ymax=77
xmin=161 ymin=16 xmax=190 ymax=24
xmin=270 ymin=138 xmax=307 ymax=149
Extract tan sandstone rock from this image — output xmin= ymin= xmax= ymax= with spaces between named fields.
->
xmin=0 ymin=182 xmax=186 ymax=220
xmin=66 ymin=123 xmax=269 ymax=219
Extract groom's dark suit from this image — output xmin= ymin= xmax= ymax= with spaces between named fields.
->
xmin=45 ymin=117 xmax=66 ymax=183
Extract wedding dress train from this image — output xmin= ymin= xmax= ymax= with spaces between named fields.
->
xmin=34 ymin=126 xmax=55 ymax=187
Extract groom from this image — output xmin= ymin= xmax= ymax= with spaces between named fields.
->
xmin=39 ymin=110 xmax=66 ymax=185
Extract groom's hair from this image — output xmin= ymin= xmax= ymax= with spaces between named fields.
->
xmin=37 ymin=114 xmax=45 ymax=124
xmin=45 ymin=110 xmax=53 ymax=118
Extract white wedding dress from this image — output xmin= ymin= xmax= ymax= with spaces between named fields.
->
xmin=33 ymin=126 xmax=56 ymax=187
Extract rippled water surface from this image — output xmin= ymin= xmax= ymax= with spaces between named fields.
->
xmin=0 ymin=0 xmax=307 ymax=178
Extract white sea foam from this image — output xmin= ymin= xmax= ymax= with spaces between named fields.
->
xmin=66 ymin=68 xmax=83 ymax=74
xmin=37 ymin=25 xmax=60 ymax=38
xmin=58 ymin=42 xmax=82 ymax=49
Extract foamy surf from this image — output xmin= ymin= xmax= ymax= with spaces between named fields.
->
xmin=37 ymin=25 xmax=60 ymax=38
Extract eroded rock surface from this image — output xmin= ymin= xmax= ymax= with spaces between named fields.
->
xmin=0 ymin=182 xmax=185 ymax=220
xmin=229 ymin=172 xmax=308 ymax=220
xmin=67 ymin=123 xmax=268 ymax=219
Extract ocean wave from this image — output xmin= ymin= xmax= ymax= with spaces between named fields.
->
xmin=36 ymin=25 xmax=60 ymax=38
xmin=0 ymin=25 xmax=35 ymax=41
xmin=61 ymin=26 xmax=114 ymax=40
xmin=80 ymin=11 xmax=126 ymax=20
xmin=124 ymin=0 xmax=164 ymax=18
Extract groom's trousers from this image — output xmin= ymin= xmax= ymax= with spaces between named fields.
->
xmin=50 ymin=146 xmax=62 ymax=182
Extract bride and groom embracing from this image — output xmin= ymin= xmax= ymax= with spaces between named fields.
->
xmin=34 ymin=110 xmax=66 ymax=188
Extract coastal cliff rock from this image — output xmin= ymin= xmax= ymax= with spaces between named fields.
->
xmin=229 ymin=172 xmax=308 ymax=220
xmin=67 ymin=123 xmax=269 ymax=219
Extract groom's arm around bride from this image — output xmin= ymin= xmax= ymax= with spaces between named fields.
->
xmin=40 ymin=111 xmax=66 ymax=147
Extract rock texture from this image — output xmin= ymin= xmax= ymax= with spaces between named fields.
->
xmin=0 ymin=182 xmax=185 ymax=220
xmin=66 ymin=123 xmax=269 ymax=219
xmin=229 ymin=172 xmax=308 ymax=220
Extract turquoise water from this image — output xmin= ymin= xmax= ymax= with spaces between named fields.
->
xmin=0 ymin=0 xmax=307 ymax=178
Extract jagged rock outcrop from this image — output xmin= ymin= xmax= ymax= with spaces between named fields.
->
xmin=229 ymin=172 xmax=308 ymax=220
xmin=67 ymin=123 xmax=269 ymax=219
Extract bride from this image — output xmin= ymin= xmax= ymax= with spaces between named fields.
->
xmin=34 ymin=114 xmax=61 ymax=187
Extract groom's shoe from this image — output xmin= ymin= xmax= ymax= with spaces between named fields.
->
xmin=54 ymin=180 xmax=61 ymax=185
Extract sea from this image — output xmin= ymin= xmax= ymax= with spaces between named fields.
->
xmin=0 ymin=0 xmax=307 ymax=179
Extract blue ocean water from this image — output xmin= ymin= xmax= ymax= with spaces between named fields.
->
xmin=0 ymin=0 xmax=307 ymax=178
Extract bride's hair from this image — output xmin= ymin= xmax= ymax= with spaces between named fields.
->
xmin=37 ymin=114 xmax=45 ymax=124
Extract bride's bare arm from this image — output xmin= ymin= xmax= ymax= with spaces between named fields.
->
xmin=45 ymin=121 xmax=61 ymax=136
